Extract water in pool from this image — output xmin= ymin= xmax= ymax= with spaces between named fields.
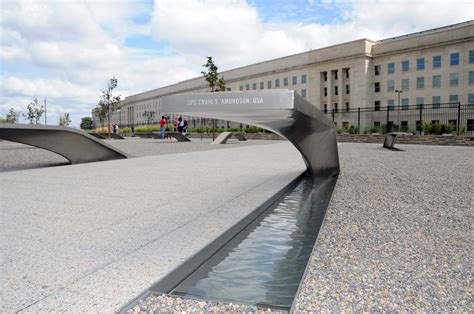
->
xmin=172 ymin=177 xmax=336 ymax=308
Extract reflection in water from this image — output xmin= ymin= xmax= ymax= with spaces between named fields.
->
xmin=172 ymin=177 xmax=336 ymax=308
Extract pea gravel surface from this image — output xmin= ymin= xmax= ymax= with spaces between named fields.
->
xmin=293 ymin=143 xmax=473 ymax=312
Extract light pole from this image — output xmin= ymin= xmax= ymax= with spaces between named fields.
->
xmin=395 ymin=90 xmax=402 ymax=131
xmin=117 ymin=109 xmax=121 ymax=128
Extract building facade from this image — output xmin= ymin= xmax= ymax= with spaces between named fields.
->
xmin=94 ymin=21 xmax=474 ymax=133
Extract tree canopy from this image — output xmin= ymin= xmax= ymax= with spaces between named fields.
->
xmin=201 ymin=56 xmax=226 ymax=92
xmin=22 ymin=98 xmax=44 ymax=124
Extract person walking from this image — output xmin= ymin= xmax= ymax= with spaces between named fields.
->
xmin=177 ymin=116 xmax=184 ymax=133
xmin=159 ymin=115 xmax=166 ymax=139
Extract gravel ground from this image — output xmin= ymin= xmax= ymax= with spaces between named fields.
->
xmin=0 ymin=138 xmax=272 ymax=172
xmin=127 ymin=294 xmax=284 ymax=313
xmin=294 ymin=143 xmax=473 ymax=312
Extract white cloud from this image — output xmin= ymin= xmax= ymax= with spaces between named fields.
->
xmin=1 ymin=0 xmax=473 ymax=127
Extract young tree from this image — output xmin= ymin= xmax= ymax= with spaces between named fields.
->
xmin=98 ymin=77 xmax=121 ymax=138
xmin=58 ymin=113 xmax=72 ymax=127
xmin=143 ymin=111 xmax=156 ymax=125
xmin=80 ymin=117 xmax=93 ymax=130
xmin=22 ymin=98 xmax=45 ymax=124
xmin=5 ymin=108 xmax=20 ymax=124
xmin=201 ymin=56 xmax=226 ymax=92
xmin=94 ymin=106 xmax=107 ymax=129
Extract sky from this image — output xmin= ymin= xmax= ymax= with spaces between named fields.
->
xmin=1 ymin=0 xmax=473 ymax=127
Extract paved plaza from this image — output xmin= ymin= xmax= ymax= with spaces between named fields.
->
xmin=1 ymin=138 xmax=472 ymax=312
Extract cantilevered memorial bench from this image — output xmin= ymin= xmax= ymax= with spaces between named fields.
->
xmin=162 ymin=90 xmax=340 ymax=180
xmin=383 ymin=132 xmax=413 ymax=150
xmin=0 ymin=124 xmax=130 ymax=164
xmin=212 ymin=132 xmax=247 ymax=144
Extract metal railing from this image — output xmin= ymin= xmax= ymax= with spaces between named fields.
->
xmin=325 ymin=102 xmax=474 ymax=136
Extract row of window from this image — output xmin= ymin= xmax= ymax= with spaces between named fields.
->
xmin=322 ymin=93 xmax=474 ymax=114
xmin=375 ymin=71 xmax=474 ymax=92
xmin=321 ymin=69 xmax=350 ymax=81
xmin=374 ymin=50 xmax=474 ymax=75
xmin=373 ymin=94 xmax=474 ymax=111
xmin=323 ymin=85 xmax=350 ymax=96
xmin=239 ymin=74 xmax=307 ymax=91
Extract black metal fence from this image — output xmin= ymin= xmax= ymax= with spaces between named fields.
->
xmin=325 ymin=102 xmax=474 ymax=136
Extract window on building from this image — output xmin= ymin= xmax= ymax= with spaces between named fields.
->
xmin=324 ymin=87 xmax=327 ymax=96
xmin=388 ymin=63 xmax=395 ymax=74
xmin=322 ymin=72 xmax=327 ymax=82
xmin=449 ymin=73 xmax=459 ymax=87
xmin=374 ymin=100 xmax=381 ymax=111
xmin=374 ymin=82 xmax=380 ymax=92
xmin=416 ymin=77 xmax=424 ymax=89
xmin=387 ymin=80 xmax=395 ymax=92
xmin=432 ymin=96 xmax=441 ymax=109
xmin=469 ymin=71 xmax=474 ymax=85
xmin=301 ymin=74 xmax=307 ymax=84
xmin=416 ymin=97 xmax=424 ymax=109
xmin=345 ymin=102 xmax=350 ymax=112
xmin=449 ymin=95 xmax=458 ymax=107
xmin=374 ymin=121 xmax=381 ymax=127
xmin=450 ymin=52 xmax=460 ymax=66
xmin=284 ymin=77 xmax=288 ymax=87
xmin=335 ymin=86 xmax=338 ymax=95
xmin=252 ymin=83 xmax=257 ymax=90
xmin=301 ymin=89 xmax=306 ymax=98
xmin=432 ymin=75 xmax=441 ymax=88
xmin=323 ymin=104 xmax=327 ymax=113
xmin=227 ymin=87 xmax=231 ymax=91
xmin=468 ymin=93 xmax=474 ymax=105
xmin=374 ymin=65 xmax=381 ymax=76
xmin=468 ymin=119 xmax=474 ymax=131
xmin=402 ymin=60 xmax=409 ymax=72
xmin=240 ymin=85 xmax=244 ymax=91
xmin=292 ymin=76 xmax=297 ymax=85
xmin=275 ymin=79 xmax=280 ymax=88
xmin=260 ymin=82 xmax=264 ymax=89
xmin=417 ymin=58 xmax=425 ymax=70
xmin=345 ymin=69 xmax=350 ymax=78
xmin=388 ymin=99 xmax=395 ymax=111
xmin=402 ymin=78 xmax=409 ymax=91
xmin=401 ymin=121 xmax=408 ymax=132
xmin=402 ymin=98 xmax=409 ymax=110
xmin=433 ymin=55 xmax=441 ymax=68
xmin=333 ymin=72 xmax=337 ymax=80
xmin=346 ymin=84 xmax=350 ymax=94
xmin=470 ymin=50 xmax=474 ymax=63
xmin=334 ymin=103 xmax=338 ymax=113
xmin=267 ymin=80 xmax=272 ymax=89
xmin=246 ymin=84 xmax=250 ymax=90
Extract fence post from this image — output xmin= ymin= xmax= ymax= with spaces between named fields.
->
xmin=357 ymin=107 xmax=360 ymax=134
xmin=386 ymin=106 xmax=390 ymax=133
xmin=419 ymin=105 xmax=423 ymax=134
xmin=457 ymin=101 xmax=461 ymax=136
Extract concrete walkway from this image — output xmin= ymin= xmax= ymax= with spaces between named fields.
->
xmin=1 ymin=142 xmax=305 ymax=312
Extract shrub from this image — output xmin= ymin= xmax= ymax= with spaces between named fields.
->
xmin=135 ymin=125 xmax=161 ymax=133
xmin=431 ymin=123 xmax=441 ymax=135
xmin=245 ymin=126 xmax=260 ymax=133
xmin=446 ymin=122 xmax=455 ymax=134
xmin=369 ymin=125 xmax=381 ymax=134
xmin=336 ymin=127 xmax=343 ymax=134
xmin=422 ymin=122 xmax=432 ymax=134
xmin=459 ymin=125 xmax=467 ymax=136
xmin=439 ymin=123 xmax=448 ymax=135
xmin=348 ymin=125 xmax=358 ymax=134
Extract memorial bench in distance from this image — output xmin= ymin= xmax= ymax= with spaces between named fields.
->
xmin=212 ymin=132 xmax=247 ymax=144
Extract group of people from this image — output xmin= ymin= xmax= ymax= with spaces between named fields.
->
xmin=159 ymin=115 xmax=188 ymax=139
